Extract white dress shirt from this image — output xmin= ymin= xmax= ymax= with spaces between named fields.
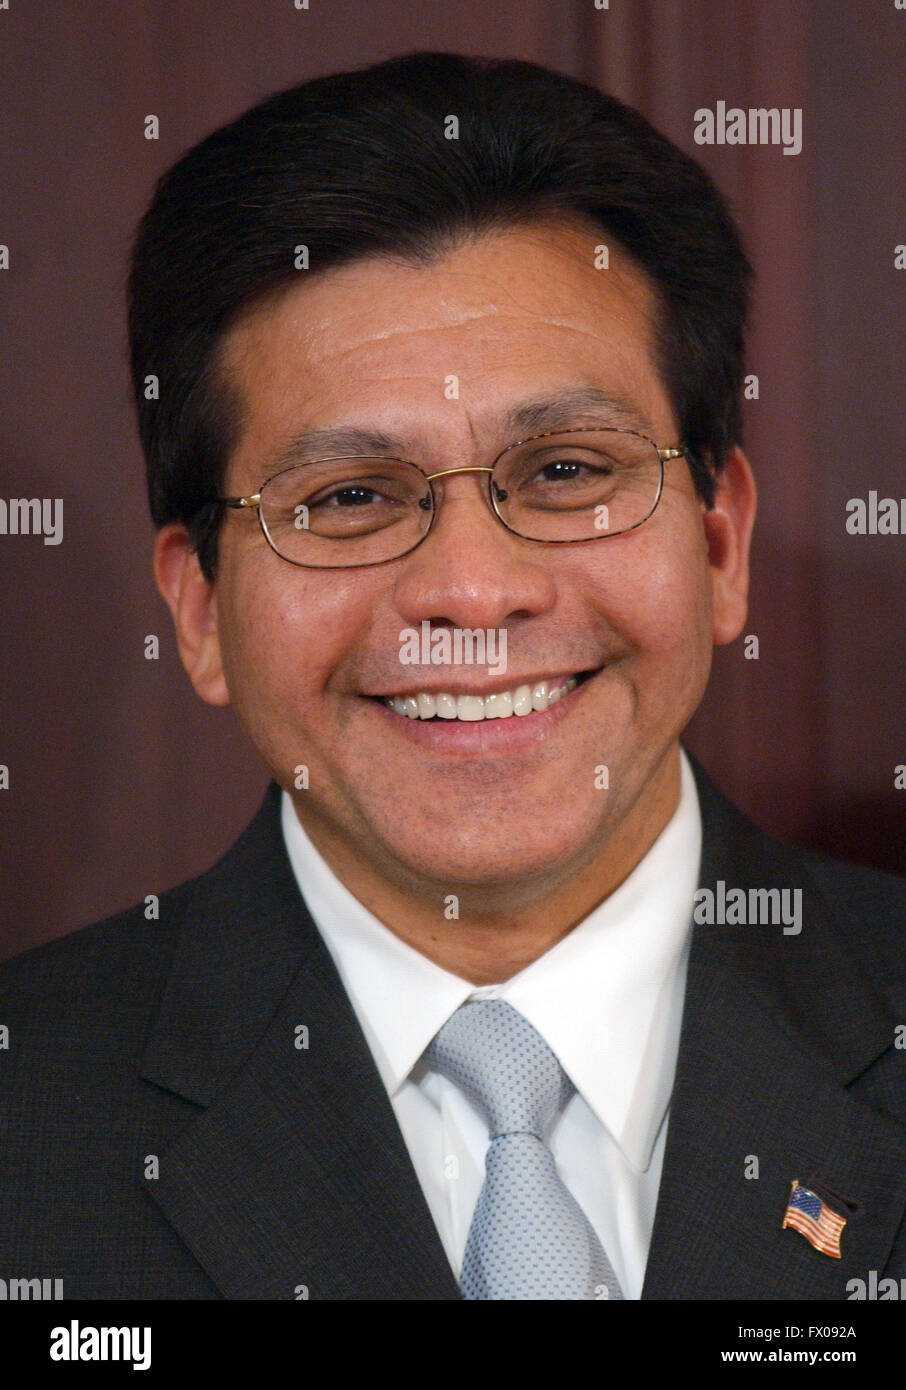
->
xmin=280 ymin=748 xmax=702 ymax=1299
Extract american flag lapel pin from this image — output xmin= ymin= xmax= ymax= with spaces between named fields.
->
xmin=782 ymin=1179 xmax=846 ymax=1258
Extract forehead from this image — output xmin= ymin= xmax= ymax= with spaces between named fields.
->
xmin=219 ymin=218 xmax=676 ymax=479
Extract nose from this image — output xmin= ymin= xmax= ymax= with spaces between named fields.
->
xmin=391 ymin=470 xmax=558 ymax=631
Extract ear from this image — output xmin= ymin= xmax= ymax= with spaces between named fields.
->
xmin=153 ymin=523 xmax=231 ymax=707
xmin=702 ymin=446 xmax=758 ymax=646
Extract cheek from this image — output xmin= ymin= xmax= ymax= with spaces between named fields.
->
xmin=648 ymin=542 xmax=712 ymax=656
xmin=215 ymin=555 xmax=364 ymax=723
xmin=638 ymin=523 xmax=715 ymax=703
xmin=586 ymin=511 xmax=713 ymax=677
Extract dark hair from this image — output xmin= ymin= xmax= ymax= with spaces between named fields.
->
xmin=128 ymin=50 xmax=752 ymax=579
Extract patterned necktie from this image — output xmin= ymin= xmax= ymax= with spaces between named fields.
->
xmin=425 ymin=998 xmax=624 ymax=1300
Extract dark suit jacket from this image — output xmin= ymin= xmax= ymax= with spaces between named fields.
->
xmin=2 ymin=757 xmax=906 ymax=1300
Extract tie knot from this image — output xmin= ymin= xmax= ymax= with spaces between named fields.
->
xmin=424 ymin=999 xmax=573 ymax=1139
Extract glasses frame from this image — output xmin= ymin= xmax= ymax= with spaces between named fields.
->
xmin=215 ymin=425 xmax=687 ymax=570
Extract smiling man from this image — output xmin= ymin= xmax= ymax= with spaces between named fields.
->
xmin=161 ymin=220 xmax=746 ymax=985
xmin=2 ymin=52 xmax=906 ymax=1303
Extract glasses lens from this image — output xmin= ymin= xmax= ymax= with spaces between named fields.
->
xmin=259 ymin=458 xmax=433 ymax=567
xmin=492 ymin=430 xmax=662 ymax=541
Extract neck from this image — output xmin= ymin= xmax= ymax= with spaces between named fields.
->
xmin=292 ymin=746 xmax=682 ymax=985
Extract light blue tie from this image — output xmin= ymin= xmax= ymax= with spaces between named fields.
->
xmin=425 ymin=998 xmax=624 ymax=1301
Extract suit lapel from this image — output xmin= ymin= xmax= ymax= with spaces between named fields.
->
xmin=642 ymin=762 xmax=906 ymax=1298
xmin=140 ymin=786 xmax=459 ymax=1300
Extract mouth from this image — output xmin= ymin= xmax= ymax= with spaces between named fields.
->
xmin=378 ymin=670 xmax=596 ymax=722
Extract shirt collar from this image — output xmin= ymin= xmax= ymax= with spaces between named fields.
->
xmin=280 ymin=795 xmax=473 ymax=1093
xmin=281 ymin=747 xmax=701 ymax=1172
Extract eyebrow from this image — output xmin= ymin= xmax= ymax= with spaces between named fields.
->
xmin=505 ymin=386 xmax=653 ymax=437
xmin=268 ymin=386 xmax=654 ymax=471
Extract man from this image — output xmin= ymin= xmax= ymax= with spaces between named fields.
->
xmin=2 ymin=51 xmax=905 ymax=1302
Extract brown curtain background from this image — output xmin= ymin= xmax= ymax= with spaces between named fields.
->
xmin=2 ymin=0 xmax=904 ymax=960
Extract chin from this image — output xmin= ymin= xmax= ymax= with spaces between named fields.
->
xmin=379 ymin=817 xmax=599 ymax=895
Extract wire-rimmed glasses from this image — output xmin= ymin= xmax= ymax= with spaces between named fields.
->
xmin=215 ymin=426 xmax=686 ymax=569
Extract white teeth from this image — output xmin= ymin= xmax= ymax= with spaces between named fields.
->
xmin=531 ymin=681 xmax=549 ymax=711
xmin=484 ymin=691 xmax=514 ymax=719
xmin=513 ymin=684 xmax=533 ymax=716
xmin=385 ymin=676 xmax=580 ymax=721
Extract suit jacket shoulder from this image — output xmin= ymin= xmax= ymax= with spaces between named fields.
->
xmin=0 ymin=784 xmax=459 ymax=1298
xmin=641 ymin=758 xmax=906 ymax=1298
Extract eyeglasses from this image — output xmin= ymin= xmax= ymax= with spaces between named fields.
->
xmin=215 ymin=426 xmax=686 ymax=569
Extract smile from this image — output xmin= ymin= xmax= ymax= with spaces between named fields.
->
xmin=382 ymin=672 xmax=593 ymax=722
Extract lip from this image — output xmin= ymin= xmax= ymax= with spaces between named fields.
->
xmin=366 ymin=669 xmax=595 ymax=754
xmin=363 ymin=669 xmax=596 ymax=701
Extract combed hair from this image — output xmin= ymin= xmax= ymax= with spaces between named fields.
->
xmin=128 ymin=50 xmax=752 ymax=577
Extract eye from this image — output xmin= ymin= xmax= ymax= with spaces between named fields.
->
xmin=535 ymin=458 xmax=613 ymax=483
xmin=303 ymin=474 xmax=413 ymax=510
xmin=495 ymin=446 xmax=629 ymax=518
xmin=519 ymin=453 xmax=618 ymax=491
xmin=315 ymin=484 xmax=383 ymax=508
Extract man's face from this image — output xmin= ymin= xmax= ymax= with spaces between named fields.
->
xmin=165 ymin=219 xmax=752 ymax=904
